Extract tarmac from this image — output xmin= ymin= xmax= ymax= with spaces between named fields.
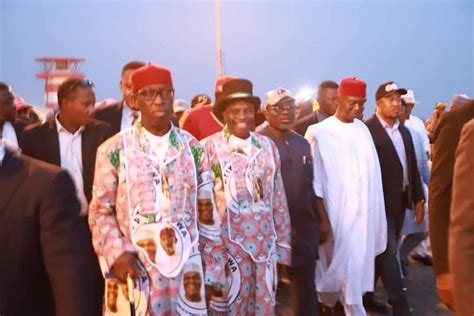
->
xmin=275 ymin=259 xmax=453 ymax=316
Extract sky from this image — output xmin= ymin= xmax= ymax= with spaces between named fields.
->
xmin=0 ymin=0 xmax=473 ymax=119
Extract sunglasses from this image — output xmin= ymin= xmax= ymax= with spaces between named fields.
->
xmin=62 ymin=78 xmax=95 ymax=96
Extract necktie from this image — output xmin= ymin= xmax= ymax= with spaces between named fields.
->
xmin=131 ymin=111 xmax=139 ymax=126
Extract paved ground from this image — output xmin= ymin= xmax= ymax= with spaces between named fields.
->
xmin=275 ymin=260 xmax=453 ymax=316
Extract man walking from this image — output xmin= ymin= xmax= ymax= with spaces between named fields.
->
xmin=365 ymin=81 xmax=425 ymax=315
xmin=259 ymin=87 xmax=330 ymax=316
xmin=203 ymin=78 xmax=291 ymax=315
xmin=306 ymin=77 xmax=387 ymax=315
xmin=89 ymin=63 xmax=225 ymax=314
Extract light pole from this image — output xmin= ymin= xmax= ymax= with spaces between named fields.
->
xmin=215 ymin=0 xmax=223 ymax=77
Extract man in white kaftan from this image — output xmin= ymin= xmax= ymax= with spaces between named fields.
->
xmin=305 ymin=77 xmax=387 ymax=315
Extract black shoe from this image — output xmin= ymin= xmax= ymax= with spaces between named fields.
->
xmin=363 ymin=296 xmax=390 ymax=314
xmin=319 ymin=303 xmax=334 ymax=316
xmin=334 ymin=301 xmax=345 ymax=316
xmin=411 ymin=254 xmax=433 ymax=266
xmin=392 ymin=302 xmax=412 ymax=316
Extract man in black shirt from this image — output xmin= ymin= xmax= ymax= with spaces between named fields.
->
xmin=259 ymin=87 xmax=330 ymax=316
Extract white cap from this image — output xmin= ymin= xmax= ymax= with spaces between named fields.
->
xmin=263 ymin=87 xmax=294 ymax=109
xmin=402 ymin=89 xmax=419 ymax=104
xmin=173 ymin=99 xmax=189 ymax=113
xmin=183 ymin=262 xmax=201 ymax=273
xmin=135 ymin=226 xmax=156 ymax=240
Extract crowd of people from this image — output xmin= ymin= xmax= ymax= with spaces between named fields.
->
xmin=0 ymin=60 xmax=473 ymax=316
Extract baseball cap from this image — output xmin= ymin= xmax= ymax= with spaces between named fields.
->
xmin=375 ymin=81 xmax=407 ymax=101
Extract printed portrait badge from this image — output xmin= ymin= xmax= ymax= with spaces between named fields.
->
xmin=211 ymin=252 xmax=242 ymax=312
xmin=196 ymin=186 xmax=221 ymax=240
xmin=104 ymin=262 xmax=149 ymax=316
xmin=177 ymin=248 xmax=207 ymax=315
xmin=133 ymin=222 xmax=193 ymax=278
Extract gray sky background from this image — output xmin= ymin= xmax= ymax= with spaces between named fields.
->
xmin=1 ymin=0 xmax=473 ymax=119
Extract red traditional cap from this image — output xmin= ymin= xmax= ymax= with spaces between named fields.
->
xmin=214 ymin=75 xmax=236 ymax=94
xmin=338 ymin=77 xmax=367 ymax=98
xmin=131 ymin=63 xmax=173 ymax=92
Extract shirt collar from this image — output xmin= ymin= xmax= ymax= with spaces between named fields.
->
xmin=123 ymin=102 xmax=139 ymax=117
xmin=376 ymin=112 xmax=400 ymax=130
xmin=0 ymin=138 xmax=19 ymax=166
xmin=55 ymin=113 xmax=85 ymax=136
xmin=143 ymin=126 xmax=171 ymax=144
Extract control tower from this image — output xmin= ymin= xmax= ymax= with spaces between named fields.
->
xmin=36 ymin=57 xmax=85 ymax=109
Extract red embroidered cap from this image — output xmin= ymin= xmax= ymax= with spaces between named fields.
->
xmin=131 ymin=63 xmax=173 ymax=92
xmin=338 ymin=77 xmax=367 ymax=99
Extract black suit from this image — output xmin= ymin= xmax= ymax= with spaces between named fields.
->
xmin=93 ymin=101 xmax=124 ymax=135
xmin=0 ymin=149 xmax=99 ymax=316
xmin=365 ymin=114 xmax=424 ymax=314
xmin=20 ymin=117 xmax=113 ymax=203
xmin=293 ymin=111 xmax=320 ymax=136
xmin=13 ymin=120 xmax=27 ymax=143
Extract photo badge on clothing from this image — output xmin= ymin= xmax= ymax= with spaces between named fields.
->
xmin=211 ymin=251 xmax=242 ymax=311
xmin=132 ymin=222 xmax=192 ymax=278
xmin=104 ymin=262 xmax=150 ymax=316
xmin=176 ymin=247 xmax=208 ymax=315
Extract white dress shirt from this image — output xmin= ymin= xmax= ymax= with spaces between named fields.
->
xmin=121 ymin=102 xmax=140 ymax=131
xmin=1 ymin=121 xmax=19 ymax=147
xmin=405 ymin=115 xmax=430 ymax=155
xmin=55 ymin=115 xmax=88 ymax=215
xmin=229 ymin=134 xmax=252 ymax=156
xmin=376 ymin=113 xmax=409 ymax=190
xmin=143 ymin=127 xmax=170 ymax=164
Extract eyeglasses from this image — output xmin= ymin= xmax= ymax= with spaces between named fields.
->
xmin=138 ymin=87 xmax=175 ymax=101
xmin=268 ymin=103 xmax=295 ymax=113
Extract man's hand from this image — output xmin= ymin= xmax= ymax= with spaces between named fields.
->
xmin=436 ymin=273 xmax=455 ymax=310
xmin=315 ymin=197 xmax=332 ymax=244
xmin=112 ymin=252 xmax=143 ymax=283
xmin=414 ymin=200 xmax=425 ymax=225
xmin=319 ymin=219 xmax=331 ymax=244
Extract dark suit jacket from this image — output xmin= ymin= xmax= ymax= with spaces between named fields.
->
xmin=13 ymin=120 xmax=27 ymax=143
xmin=20 ymin=117 xmax=113 ymax=203
xmin=0 ymin=150 xmax=99 ymax=316
xmin=429 ymin=100 xmax=474 ymax=275
xmin=449 ymin=119 xmax=474 ymax=316
xmin=93 ymin=100 xmax=124 ymax=135
xmin=259 ymin=128 xmax=319 ymax=266
xmin=293 ymin=111 xmax=319 ymax=136
xmin=366 ymin=114 xmax=424 ymax=216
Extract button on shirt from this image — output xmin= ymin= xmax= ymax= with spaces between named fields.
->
xmin=55 ymin=116 xmax=88 ymax=215
xmin=376 ymin=113 xmax=409 ymax=189
xmin=121 ymin=102 xmax=140 ymax=131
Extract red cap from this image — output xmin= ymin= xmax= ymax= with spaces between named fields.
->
xmin=214 ymin=75 xmax=236 ymax=94
xmin=338 ymin=77 xmax=367 ymax=98
xmin=14 ymin=95 xmax=31 ymax=111
xmin=131 ymin=63 xmax=173 ymax=92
